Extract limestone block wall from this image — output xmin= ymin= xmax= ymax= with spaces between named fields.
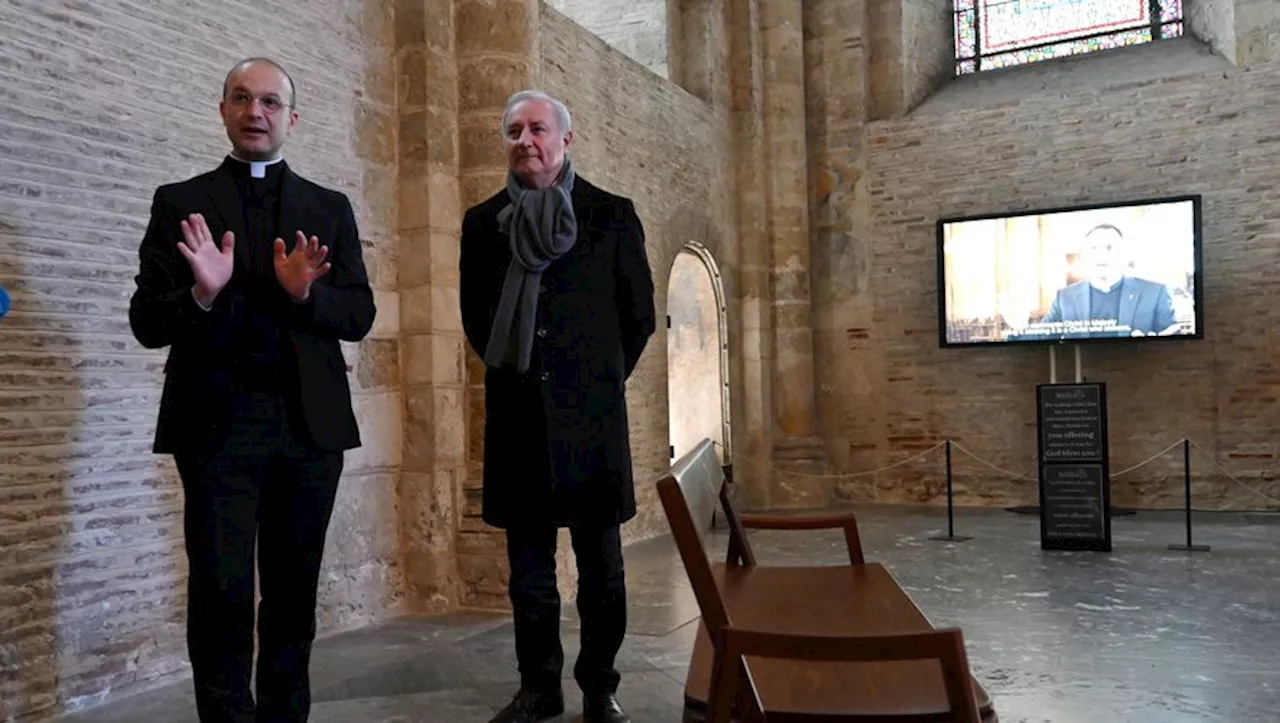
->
xmin=0 ymin=1 xmax=401 ymax=719
xmin=543 ymin=0 xmax=671 ymax=79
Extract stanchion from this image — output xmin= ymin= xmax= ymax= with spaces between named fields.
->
xmin=1168 ymin=438 xmax=1210 ymax=552
xmin=930 ymin=440 xmax=972 ymax=542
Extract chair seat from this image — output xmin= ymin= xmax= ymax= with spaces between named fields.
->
xmin=683 ymin=562 xmax=996 ymax=721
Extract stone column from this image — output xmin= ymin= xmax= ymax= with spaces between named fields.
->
xmin=396 ymin=0 xmax=465 ymax=613
xmin=759 ymin=0 xmax=831 ymax=507
xmin=727 ymin=0 xmax=775 ymax=511
xmin=761 ymin=0 xmax=813 ymax=439
xmin=806 ymin=0 xmax=875 ymax=504
xmin=455 ymin=0 xmax=565 ymax=611
xmin=671 ymin=0 xmax=730 ymax=107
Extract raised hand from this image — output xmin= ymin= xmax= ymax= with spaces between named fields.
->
xmin=177 ymin=213 xmax=235 ymax=307
xmin=273 ymin=230 xmax=331 ymax=302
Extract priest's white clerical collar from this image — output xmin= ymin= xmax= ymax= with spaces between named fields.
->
xmin=229 ymin=153 xmax=284 ymax=179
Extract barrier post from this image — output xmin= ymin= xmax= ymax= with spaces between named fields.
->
xmin=931 ymin=440 xmax=972 ymax=542
xmin=1168 ymin=439 xmax=1210 ymax=552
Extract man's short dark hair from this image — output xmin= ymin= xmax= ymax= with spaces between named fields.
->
xmin=222 ymin=57 xmax=297 ymax=108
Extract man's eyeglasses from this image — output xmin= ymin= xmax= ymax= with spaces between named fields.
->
xmin=226 ymin=91 xmax=289 ymax=114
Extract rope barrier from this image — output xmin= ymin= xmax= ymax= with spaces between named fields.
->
xmin=716 ymin=440 xmax=945 ymax=479
xmin=1109 ymin=439 xmax=1187 ymax=478
xmin=947 ymin=441 xmax=1035 ymax=481
xmin=1187 ymin=440 xmax=1280 ymax=506
xmin=707 ymin=437 xmax=1280 ymax=508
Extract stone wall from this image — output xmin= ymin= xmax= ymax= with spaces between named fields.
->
xmin=16 ymin=0 xmax=1280 ymax=718
xmin=543 ymin=0 xmax=671 ymax=79
xmin=830 ymin=31 xmax=1280 ymax=510
xmin=0 ymin=1 xmax=401 ymax=719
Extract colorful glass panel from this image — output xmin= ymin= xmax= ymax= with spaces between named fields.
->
xmin=955 ymin=0 xmax=1184 ymax=75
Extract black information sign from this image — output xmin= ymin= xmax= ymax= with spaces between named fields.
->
xmin=1036 ymin=383 xmax=1112 ymax=551
xmin=1038 ymin=384 xmax=1105 ymax=461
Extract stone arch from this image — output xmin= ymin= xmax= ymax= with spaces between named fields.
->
xmin=666 ymin=240 xmax=732 ymax=465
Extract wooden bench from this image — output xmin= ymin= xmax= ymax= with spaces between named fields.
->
xmin=656 ymin=439 xmax=997 ymax=722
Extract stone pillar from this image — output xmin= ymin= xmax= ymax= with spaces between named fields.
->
xmin=455 ymin=0 xmax=572 ymax=611
xmin=671 ymin=0 xmax=731 ymax=108
xmin=396 ymin=0 xmax=464 ymax=613
xmin=761 ymin=0 xmax=814 ymax=440
xmin=760 ymin=0 xmax=832 ymax=507
xmin=727 ymin=0 xmax=775 ymax=511
xmin=1186 ymin=0 xmax=1280 ymax=66
xmin=805 ymin=0 xmax=876 ymax=504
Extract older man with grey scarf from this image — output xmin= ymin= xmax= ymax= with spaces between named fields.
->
xmin=459 ymin=90 xmax=657 ymax=723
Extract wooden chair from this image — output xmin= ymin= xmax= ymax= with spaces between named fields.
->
xmin=656 ymin=438 xmax=995 ymax=722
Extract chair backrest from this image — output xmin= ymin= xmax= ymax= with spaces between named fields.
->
xmin=723 ymin=628 xmax=984 ymax=723
xmin=656 ymin=438 xmax=735 ymax=631
xmin=671 ymin=438 xmax=723 ymax=537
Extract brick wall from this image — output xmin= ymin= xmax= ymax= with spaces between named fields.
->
xmin=0 ymin=1 xmax=401 ymax=719
xmin=837 ymin=38 xmax=1280 ymax=510
xmin=543 ymin=0 xmax=671 ymax=79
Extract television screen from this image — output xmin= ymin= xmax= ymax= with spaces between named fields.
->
xmin=937 ymin=195 xmax=1203 ymax=347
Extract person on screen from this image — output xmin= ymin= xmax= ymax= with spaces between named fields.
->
xmin=1039 ymin=223 xmax=1180 ymax=337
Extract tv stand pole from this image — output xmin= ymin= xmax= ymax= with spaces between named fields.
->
xmin=1049 ymin=346 xmax=1084 ymax=384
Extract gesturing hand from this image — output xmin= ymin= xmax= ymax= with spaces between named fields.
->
xmin=178 ymin=213 xmax=235 ymax=307
xmin=274 ymin=230 xmax=331 ymax=303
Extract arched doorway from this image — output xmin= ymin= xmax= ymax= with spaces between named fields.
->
xmin=666 ymin=243 xmax=730 ymax=466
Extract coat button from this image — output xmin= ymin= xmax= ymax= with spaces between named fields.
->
xmin=539 ymin=371 xmax=550 ymax=382
xmin=536 ymin=327 xmax=548 ymax=338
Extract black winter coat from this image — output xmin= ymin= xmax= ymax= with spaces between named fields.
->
xmin=459 ymin=176 xmax=656 ymax=529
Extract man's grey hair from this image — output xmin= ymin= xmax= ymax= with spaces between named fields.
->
xmin=500 ymin=90 xmax=572 ymax=136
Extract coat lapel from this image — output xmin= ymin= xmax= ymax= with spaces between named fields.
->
xmin=278 ymin=165 xmax=306 ymax=254
xmin=569 ymin=179 xmax=597 ymax=253
xmin=1118 ymin=278 xmax=1138 ymax=331
xmin=207 ymin=165 xmax=250 ymax=273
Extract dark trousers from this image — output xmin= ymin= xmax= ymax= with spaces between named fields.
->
xmin=173 ymin=393 xmax=343 ymax=723
xmin=506 ymin=522 xmax=627 ymax=698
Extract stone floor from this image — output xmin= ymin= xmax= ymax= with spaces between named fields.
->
xmin=53 ymin=505 xmax=1280 ymax=723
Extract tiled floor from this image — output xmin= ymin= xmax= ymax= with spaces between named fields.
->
xmin=53 ymin=505 xmax=1280 ymax=722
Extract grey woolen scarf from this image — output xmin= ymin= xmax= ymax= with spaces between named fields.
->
xmin=482 ymin=157 xmax=578 ymax=372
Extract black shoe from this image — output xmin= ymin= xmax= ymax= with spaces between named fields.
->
xmin=583 ymin=694 xmax=630 ymax=723
xmin=489 ymin=687 xmax=565 ymax=723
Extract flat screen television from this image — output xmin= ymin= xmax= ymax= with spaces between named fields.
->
xmin=936 ymin=195 xmax=1203 ymax=348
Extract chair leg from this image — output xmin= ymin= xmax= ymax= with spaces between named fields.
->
xmin=707 ymin=642 xmax=741 ymax=723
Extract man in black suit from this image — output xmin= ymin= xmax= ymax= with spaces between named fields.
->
xmin=460 ymin=90 xmax=656 ymax=723
xmin=128 ymin=57 xmax=375 ymax=723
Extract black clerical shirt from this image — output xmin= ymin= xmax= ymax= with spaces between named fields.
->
xmin=227 ymin=157 xmax=288 ymax=392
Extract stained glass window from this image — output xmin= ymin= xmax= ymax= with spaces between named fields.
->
xmin=954 ymin=0 xmax=1184 ymax=75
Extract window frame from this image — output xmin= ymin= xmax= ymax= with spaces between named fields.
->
xmin=954 ymin=0 xmax=1185 ymax=76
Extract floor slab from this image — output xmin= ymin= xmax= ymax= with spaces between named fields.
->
xmin=50 ymin=505 xmax=1280 ymax=723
